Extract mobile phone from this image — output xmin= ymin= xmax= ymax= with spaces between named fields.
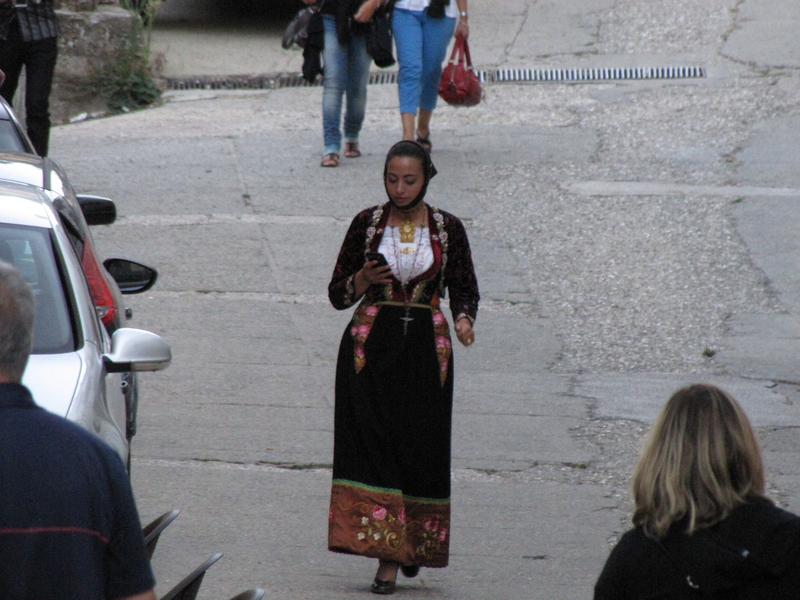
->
xmin=365 ymin=252 xmax=389 ymax=268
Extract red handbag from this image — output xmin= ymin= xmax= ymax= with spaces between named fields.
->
xmin=438 ymin=34 xmax=482 ymax=107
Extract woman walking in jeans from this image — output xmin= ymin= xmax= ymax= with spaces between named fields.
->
xmin=392 ymin=0 xmax=469 ymax=151
xmin=305 ymin=0 xmax=383 ymax=167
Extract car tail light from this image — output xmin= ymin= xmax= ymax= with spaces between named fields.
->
xmin=80 ymin=243 xmax=118 ymax=326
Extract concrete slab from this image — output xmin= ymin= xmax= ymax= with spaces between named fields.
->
xmin=737 ymin=115 xmax=800 ymax=188
xmin=722 ymin=0 xmax=800 ymax=68
xmin=133 ymin=461 xmax=616 ymax=599
xmin=732 ymin=197 xmax=800 ymax=314
xmin=717 ymin=313 xmax=800 ymax=382
xmin=579 ymin=373 xmax=800 ymax=427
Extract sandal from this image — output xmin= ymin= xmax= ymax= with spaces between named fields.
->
xmin=321 ymin=153 xmax=339 ymax=167
xmin=415 ymin=133 xmax=432 ymax=152
xmin=344 ymin=142 xmax=361 ymax=158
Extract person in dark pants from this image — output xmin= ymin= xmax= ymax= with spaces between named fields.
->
xmin=0 ymin=0 xmax=58 ymax=156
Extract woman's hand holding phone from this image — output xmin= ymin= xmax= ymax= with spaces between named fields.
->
xmin=353 ymin=253 xmax=393 ymax=298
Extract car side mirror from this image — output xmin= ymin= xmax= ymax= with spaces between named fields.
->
xmin=104 ymin=328 xmax=172 ymax=373
xmin=104 ymin=258 xmax=158 ymax=294
xmin=77 ymin=195 xmax=117 ymax=226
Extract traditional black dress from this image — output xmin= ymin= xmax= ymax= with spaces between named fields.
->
xmin=327 ymin=202 xmax=479 ymax=568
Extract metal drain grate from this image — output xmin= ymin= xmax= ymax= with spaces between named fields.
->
xmin=165 ymin=65 xmax=705 ymax=91
xmin=165 ymin=74 xmax=313 ymax=91
xmin=489 ymin=66 xmax=705 ymax=82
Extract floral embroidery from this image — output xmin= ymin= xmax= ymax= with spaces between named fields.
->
xmin=430 ymin=206 xmax=449 ymax=299
xmin=415 ymin=514 xmax=450 ymax=559
xmin=329 ymin=481 xmax=451 ymax=567
xmin=364 ymin=207 xmax=384 ymax=253
xmin=353 ymin=505 xmax=404 ymax=551
xmin=432 ymin=308 xmax=451 ymax=386
xmin=351 ymin=301 xmax=379 ymax=373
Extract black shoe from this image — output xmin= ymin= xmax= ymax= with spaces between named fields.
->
xmin=400 ymin=565 xmax=420 ymax=578
xmin=371 ymin=578 xmax=396 ymax=595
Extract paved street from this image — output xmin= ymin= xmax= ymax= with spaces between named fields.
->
xmin=49 ymin=0 xmax=800 ymax=598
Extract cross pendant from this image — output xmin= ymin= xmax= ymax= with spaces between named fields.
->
xmin=400 ymin=305 xmax=414 ymax=335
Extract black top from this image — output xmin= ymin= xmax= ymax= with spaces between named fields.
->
xmin=0 ymin=1 xmax=59 ymax=42
xmin=594 ymin=498 xmax=800 ymax=599
xmin=320 ymin=0 xmax=369 ymax=43
xmin=0 ymin=383 xmax=155 ymax=600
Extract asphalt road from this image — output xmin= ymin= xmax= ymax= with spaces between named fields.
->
xmin=48 ymin=0 xmax=800 ymax=598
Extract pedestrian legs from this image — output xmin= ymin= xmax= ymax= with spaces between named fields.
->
xmin=322 ymin=15 xmax=369 ymax=160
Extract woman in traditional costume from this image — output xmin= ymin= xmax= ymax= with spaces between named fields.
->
xmin=327 ymin=140 xmax=479 ymax=594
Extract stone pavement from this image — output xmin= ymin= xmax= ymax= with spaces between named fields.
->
xmin=49 ymin=0 xmax=800 ymax=598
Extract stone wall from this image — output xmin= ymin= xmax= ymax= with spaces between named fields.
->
xmin=10 ymin=0 xmax=140 ymax=123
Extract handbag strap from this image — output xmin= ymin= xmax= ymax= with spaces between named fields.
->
xmin=446 ymin=33 xmax=466 ymax=65
xmin=460 ymin=34 xmax=474 ymax=70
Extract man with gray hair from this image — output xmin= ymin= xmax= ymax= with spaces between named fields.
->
xmin=0 ymin=260 xmax=156 ymax=600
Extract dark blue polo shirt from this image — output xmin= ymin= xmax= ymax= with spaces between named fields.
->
xmin=0 ymin=383 xmax=155 ymax=599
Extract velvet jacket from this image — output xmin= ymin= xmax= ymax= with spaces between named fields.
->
xmin=329 ymin=202 xmax=479 ymax=324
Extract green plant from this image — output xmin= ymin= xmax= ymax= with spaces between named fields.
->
xmin=120 ymin=0 xmax=163 ymax=28
xmin=90 ymin=3 xmax=163 ymax=113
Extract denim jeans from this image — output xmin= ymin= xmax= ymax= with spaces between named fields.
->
xmin=0 ymin=23 xmax=58 ymax=157
xmin=322 ymin=15 xmax=370 ymax=156
xmin=392 ymin=8 xmax=455 ymax=114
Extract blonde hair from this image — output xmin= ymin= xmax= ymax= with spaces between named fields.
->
xmin=631 ymin=384 xmax=767 ymax=539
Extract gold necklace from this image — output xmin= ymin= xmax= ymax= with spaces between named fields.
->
xmin=398 ymin=205 xmax=425 ymax=243
xmin=399 ymin=215 xmax=415 ymax=243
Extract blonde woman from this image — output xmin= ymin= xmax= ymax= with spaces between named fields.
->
xmin=594 ymin=384 xmax=800 ymax=599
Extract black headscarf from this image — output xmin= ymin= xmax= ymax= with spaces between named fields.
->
xmin=383 ymin=140 xmax=438 ymax=211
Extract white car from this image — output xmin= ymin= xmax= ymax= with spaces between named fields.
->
xmin=0 ymin=167 xmax=170 ymax=466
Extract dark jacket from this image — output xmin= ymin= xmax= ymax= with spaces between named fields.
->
xmin=0 ymin=383 xmax=155 ymax=599
xmin=0 ymin=1 xmax=59 ymax=42
xmin=594 ymin=498 xmax=800 ymax=600
xmin=302 ymin=0 xmax=370 ymax=81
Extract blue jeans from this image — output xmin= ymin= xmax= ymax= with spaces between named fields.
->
xmin=322 ymin=15 xmax=370 ymax=156
xmin=392 ymin=8 xmax=456 ymax=114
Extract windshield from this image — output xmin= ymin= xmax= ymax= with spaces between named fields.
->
xmin=0 ymin=224 xmax=75 ymax=353
xmin=0 ymin=120 xmax=28 ymax=153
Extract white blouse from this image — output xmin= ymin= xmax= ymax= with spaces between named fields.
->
xmin=393 ymin=0 xmax=459 ymax=19
xmin=379 ymin=226 xmax=435 ymax=285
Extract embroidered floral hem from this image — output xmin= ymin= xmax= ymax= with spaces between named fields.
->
xmin=328 ymin=480 xmax=450 ymax=568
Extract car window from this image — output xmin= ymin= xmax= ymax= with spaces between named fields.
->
xmin=0 ymin=120 xmax=28 ymax=153
xmin=0 ymin=224 xmax=75 ymax=353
